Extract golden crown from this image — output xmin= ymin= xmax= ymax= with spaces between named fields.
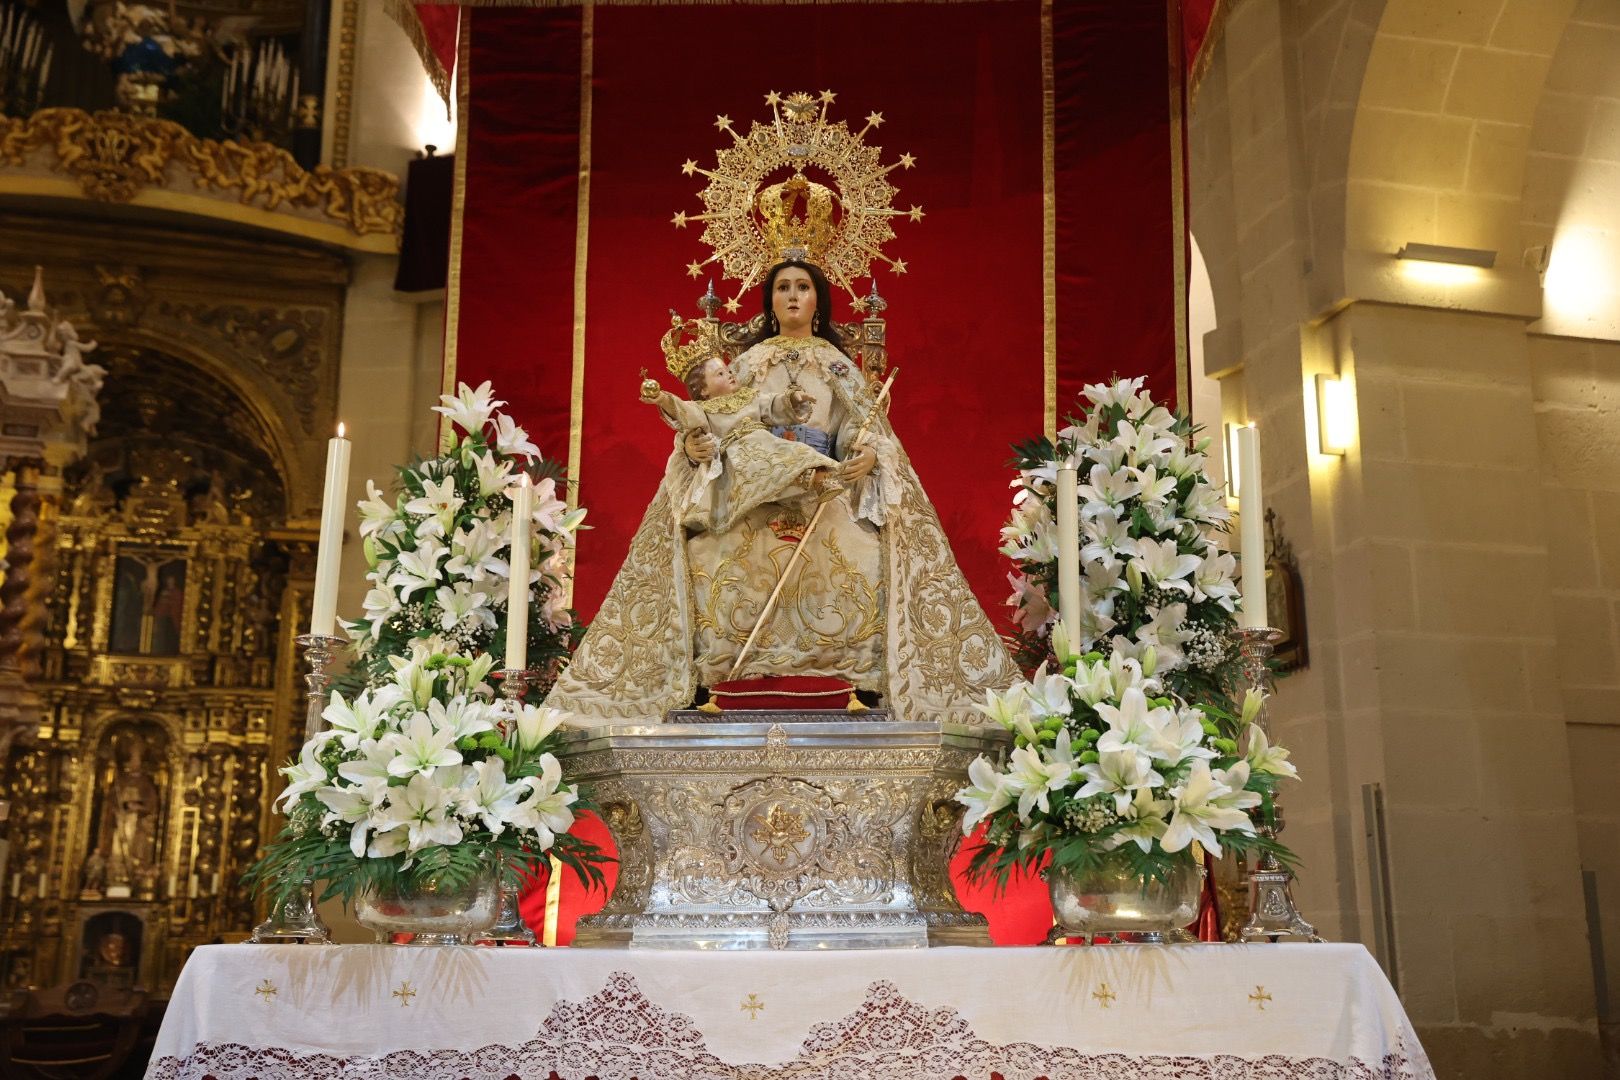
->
xmin=672 ymin=90 xmax=924 ymax=312
xmin=660 ymin=313 xmax=723 ymax=382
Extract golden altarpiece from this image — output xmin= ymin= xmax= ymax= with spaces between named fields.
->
xmin=0 ymin=218 xmax=348 ymax=996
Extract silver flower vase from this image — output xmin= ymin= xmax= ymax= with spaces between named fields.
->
xmin=1048 ymin=855 xmax=1203 ymax=944
xmin=356 ymin=866 xmax=500 ymax=946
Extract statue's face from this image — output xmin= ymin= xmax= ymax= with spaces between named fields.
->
xmin=697 ymin=357 xmax=735 ymax=400
xmin=771 ymin=267 xmax=816 ymax=334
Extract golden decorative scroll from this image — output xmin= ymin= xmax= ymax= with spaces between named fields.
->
xmin=0 ymin=108 xmax=402 ymax=238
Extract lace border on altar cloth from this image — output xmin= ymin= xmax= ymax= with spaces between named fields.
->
xmin=147 ymin=971 xmax=1435 ymax=1080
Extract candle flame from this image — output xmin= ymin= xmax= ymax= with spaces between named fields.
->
xmin=337 ymin=422 xmax=346 ymax=438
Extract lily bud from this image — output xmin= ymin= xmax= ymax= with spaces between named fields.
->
xmin=363 ymin=535 xmax=381 ymax=569
xmin=1051 ymin=619 xmax=1077 ymax=667
xmin=1125 ymin=559 xmax=1143 ymax=596
xmin=1241 ymin=688 xmax=1264 ymax=726
xmin=1141 ymin=646 xmax=1158 ymax=677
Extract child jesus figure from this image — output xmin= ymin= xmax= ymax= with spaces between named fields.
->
xmin=641 ymin=352 xmax=841 ymax=532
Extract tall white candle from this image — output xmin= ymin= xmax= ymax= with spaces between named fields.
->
xmin=1055 ymin=465 xmax=1081 ymax=642
xmin=505 ymin=475 xmax=533 ymax=671
xmin=309 ymin=423 xmax=351 ymax=637
xmin=1236 ymin=423 xmax=1268 ymax=628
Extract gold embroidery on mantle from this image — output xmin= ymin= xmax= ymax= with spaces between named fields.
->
xmin=0 ymin=108 xmax=402 ymax=239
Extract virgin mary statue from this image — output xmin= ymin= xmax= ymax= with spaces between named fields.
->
xmin=547 ymin=260 xmax=1018 ymax=726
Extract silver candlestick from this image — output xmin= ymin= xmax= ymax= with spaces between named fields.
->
xmin=1236 ymin=627 xmax=1321 ymax=943
xmin=479 ymin=668 xmax=539 ymax=946
xmin=249 ymin=633 xmax=344 ymax=945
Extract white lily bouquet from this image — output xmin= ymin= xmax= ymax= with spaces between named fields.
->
xmin=344 ymin=380 xmax=587 ymax=691
xmin=956 ymin=628 xmax=1297 ymax=886
xmin=1002 ymin=377 xmax=1244 ymax=707
xmin=244 ymin=642 xmax=608 ymax=908
xmin=246 ymin=380 xmax=606 ymax=911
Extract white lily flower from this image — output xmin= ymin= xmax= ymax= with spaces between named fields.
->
xmin=1006 ymin=731 xmax=1077 ymax=821
xmin=1182 ymin=482 xmax=1231 ymax=524
xmin=1133 ymin=603 xmax=1190 ymax=671
xmin=356 ymin=479 xmax=404 ymax=542
xmin=403 ymin=476 xmax=463 ymax=540
xmin=1103 ymin=789 xmax=1173 ymax=854
xmin=337 ymin=738 xmax=394 ymax=786
xmin=1161 ymin=760 xmax=1261 ymax=857
xmin=1191 ymin=549 xmax=1240 ymax=609
xmin=1244 ymin=725 xmax=1298 ymax=780
xmin=320 ymin=688 xmax=402 ymax=752
xmin=514 ymin=704 xmax=565 ymax=752
xmin=509 ymin=754 xmax=577 ymax=848
xmin=388 ymin=537 xmax=448 ymax=602
xmin=471 ymin=450 xmax=514 ymax=499
xmin=1094 ymin=687 xmax=1170 ymax=762
xmin=457 ymin=758 xmax=527 ymax=836
xmin=277 ymin=740 xmax=328 ymax=809
xmin=1110 ymin=420 xmax=1177 ymax=468
xmin=434 ymin=582 xmax=496 ymax=631
xmin=360 ymin=585 xmax=400 ymax=627
xmin=1080 ymin=509 xmax=1130 ymax=564
xmin=374 ymin=772 xmax=464 ymax=853
xmin=427 ymin=695 xmax=496 ymax=742
xmin=1023 ymin=662 xmax=1074 ymax=720
xmin=1082 ymin=377 xmax=1146 ymax=409
xmin=1071 ymin=657 xmax=1116 ymax=707
xmin=1077 ymin=748 xmax=1164 ymax=816
xmin=445 ymin=520 xmax=507 ymax=583
xmin=381 ymin=710 xmax=463 ymax=778
xmin=1076 ymin=463 xmax=1140 ymax=519
xmin=1150 ymin=708 xmax=1217 ymax=768
xmin=1132 ymin=463 xmax=1178 ymax=504
xmin=493 ymin=414 xmax=540 ymax=459
xmin=975 ymin=682 xmax=1034 ymax=731
xmin=432 ymin=380 xmax=503 ymax=434
xmin=317 ymin=777 xmax=390 ymax=857
xmin=957 ymin=755 xmax=1014 ymax=834
xmin=1128 ymin=537 xmax=1201 ymax=593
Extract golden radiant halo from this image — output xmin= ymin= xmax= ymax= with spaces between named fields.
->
xmin=672 ymin=89 xmax=924 ymax=310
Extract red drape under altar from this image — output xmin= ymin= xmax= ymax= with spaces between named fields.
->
xmin=400 ymin=0 xmax=1205 ymax=946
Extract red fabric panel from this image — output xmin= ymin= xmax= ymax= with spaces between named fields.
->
xmin=1053 ymin=1 xmax=1178 ymax=413
xmin=457 ymin=9 xmax=582 ymax=476
xmin=413 ymin=4 xmax=462 ymax=83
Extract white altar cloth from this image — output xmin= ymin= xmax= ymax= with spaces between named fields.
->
xmin=146 ymin=943 xmax=1432 ymax=1079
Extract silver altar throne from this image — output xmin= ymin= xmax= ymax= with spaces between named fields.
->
xmin=558 ymin=712 xmax=1008 ymax=950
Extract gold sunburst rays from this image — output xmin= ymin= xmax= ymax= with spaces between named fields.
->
xmin=673 ymin=89 xmax=922 ymax=309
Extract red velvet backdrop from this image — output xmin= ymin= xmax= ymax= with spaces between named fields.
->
xmin=439 ymin=0 xmax=1185 ymax=945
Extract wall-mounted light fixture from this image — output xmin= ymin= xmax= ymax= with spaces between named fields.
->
xmin=1395 ymin=242 xmax=1496 ymax=268
xmin=1315 ymin=374 xmax=1354 ymax=456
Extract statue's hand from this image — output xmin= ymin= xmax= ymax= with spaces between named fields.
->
xmin=839 ymin=444 xmax=878 ymax=481
xmin=684 ymin=429 xmax=718 ymax=464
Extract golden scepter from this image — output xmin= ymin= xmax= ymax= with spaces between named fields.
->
xmin=704 ymin=369 xmax=897 ymax=707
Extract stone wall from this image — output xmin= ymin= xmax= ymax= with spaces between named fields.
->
xmin=1191 ymin=1 xmax=1618 ymax=1075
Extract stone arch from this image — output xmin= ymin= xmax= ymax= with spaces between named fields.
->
xmin=1521 ymin=4 xmax=1620 ymax=338
xmin=1345 ymin=0 xmax=1579 ymax=260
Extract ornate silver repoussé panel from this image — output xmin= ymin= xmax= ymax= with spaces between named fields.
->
xmin=557 ymin=711 xmax=1010 ymax=950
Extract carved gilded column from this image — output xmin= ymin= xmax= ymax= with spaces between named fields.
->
xmin=0 ymin=459 xmax=42 ymax=678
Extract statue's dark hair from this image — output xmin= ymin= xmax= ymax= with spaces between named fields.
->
xmin=740 ymin=261 xmax=851 ymax=357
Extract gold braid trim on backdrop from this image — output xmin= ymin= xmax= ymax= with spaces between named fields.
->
xmin=384 ymin=0 xmax=453 ymax=112
xmin=0 ymin=108 xmax=403 ymax=237
xmin=1186 ymin=0 xmax=1239 ymax=104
